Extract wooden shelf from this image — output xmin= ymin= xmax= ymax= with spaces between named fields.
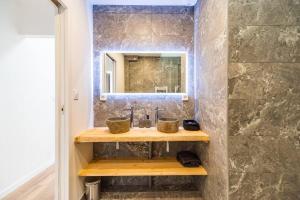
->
xmin=75 ymin=127 xmax=209 ymax=143
xmin=79 ymin=158 xmax=207 ymax=177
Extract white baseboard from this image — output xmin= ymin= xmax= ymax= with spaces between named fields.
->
xmin=0 ymin=160 xmax=55 ymax=199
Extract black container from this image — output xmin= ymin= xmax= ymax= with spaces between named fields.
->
xmin=183 ymin=120 xmax=200 ymax=131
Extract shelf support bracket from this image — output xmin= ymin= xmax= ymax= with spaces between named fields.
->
xmin=166 ymin=141 xmax=170 ymax=153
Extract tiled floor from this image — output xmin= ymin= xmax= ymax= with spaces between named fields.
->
xmin=3 ymin=166 xmax=55 ymax=200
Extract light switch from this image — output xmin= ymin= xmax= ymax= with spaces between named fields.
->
xmin=72 ymin=89 xmax=79 ymax=101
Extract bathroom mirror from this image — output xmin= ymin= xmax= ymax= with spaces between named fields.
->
xmin=101 ymin=51 xmax=187 ymax=94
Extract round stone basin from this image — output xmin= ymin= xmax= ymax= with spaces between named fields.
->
xmin=106 ymin=117 xmax=130 ymax=134
xmin=157 ymin=118 xmax=179 ymax=133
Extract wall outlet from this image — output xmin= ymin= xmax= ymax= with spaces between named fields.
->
xmin=182 ymin=94 xmax=189 ymax=102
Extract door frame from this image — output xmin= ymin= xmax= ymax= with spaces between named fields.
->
xmin=52 ymin=0 xmax=69 ymax=199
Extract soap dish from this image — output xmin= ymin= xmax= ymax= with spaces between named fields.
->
xmin=183 ymin=120 xmax=200 ymax=131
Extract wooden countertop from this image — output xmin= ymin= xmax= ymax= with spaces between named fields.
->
xmin=74 ymin=127 xmax=209 ymax=143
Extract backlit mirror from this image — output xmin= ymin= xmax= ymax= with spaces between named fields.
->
xmin=101 ymin=51 xmax=187 ymax=94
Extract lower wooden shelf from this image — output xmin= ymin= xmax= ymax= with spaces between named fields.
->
xmin=79 ymin=158 xmax=207 ymax=177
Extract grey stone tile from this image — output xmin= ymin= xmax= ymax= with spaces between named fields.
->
xmin=229 ymin=172 xmax=300 ymax=200
xmin=94 ymin=142 xmax=150 ymax=159
xmin=93 ymin=96 xmax=193 ymax=127
xmin=229 ymin=135 xmax=281 ymax=174
xmin=229 ymin=172 xmax=294 ymax=200
xmin=151 ymin=6 xmax=194 ymax=14
xmin=228 ymin=98 xmax=300 ymax=137
xmin=100 ymin=191 xmax=202 ymax=200
xmin=229 ymin=99 xmax=282 ymax=137
xmin=277 ymin=173 xmax=300 ymax=195
xmin=151 ymin=34 xmax=193 ymax=51
xmin=229 ymin=63 xmax=265 ymax=100
xmin=151 ymin=14 xmax=194 ymax=37
xmin=229 ymin=63 xmax=300 ymax=100
xmin=124 ymin=14 xmax=152 ymax=36
xmin=229 ymin=26 xmax=300 ymax=63
xmin=101 ymin=176 xmax=149 ymax=188
xmin=152 ymin=176 xmax=195 ymax=188
xmin=93 ymin=5 xmax=195 ymax=15
xmin=196 ymin=1 xmax=228 ymax=43
xmin=93 ymin=13 xmax=128 ymax=39
xmin=278 ymin=136 xmax=300 ymax=174
xmin=93 ymin=5 xmax=153 ymax=14
xmin=228 ymin=63 xmax=300 ymax=140
xmin=93 ymin=8 xmax=195 ymax=173
xmin=120 ymin=34 xmax=153 ymax=50
xmin=229 ymin=0 xmax=300 ymax=26
xmin=194 ymin=0 xmax=229 ymax=199
xmin=228 ymin=0 xmax=300 ymax=199
xmin=276 ymin=192 xmax=300 ymax=200
xmin=152 ymin=142 xmax=197 ymax=158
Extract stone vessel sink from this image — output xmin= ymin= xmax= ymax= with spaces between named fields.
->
xmin=106 ymin=117 xmax=130 ymax=134
xmin=157 ymin=118 xmax=179 ymax=133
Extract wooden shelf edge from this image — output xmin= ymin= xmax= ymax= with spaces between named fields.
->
xmin=78 ymin=158 xmax=208 ymax=177
xmin=75 ymin=127 xmax=209 ymax=143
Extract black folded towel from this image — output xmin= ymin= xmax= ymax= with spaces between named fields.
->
xmin=177 ymin=151 xmax=201 ymax=167
xmin=183 ymin=120 xmax=200 ymax=131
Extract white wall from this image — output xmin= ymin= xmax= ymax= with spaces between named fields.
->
xmin=0 ymin=1 xmax=56 ymax=198
xmin=14 ymin=0 xmax=55 ymax=36
xmin=59 ymin=0 xmax=93 ymax=199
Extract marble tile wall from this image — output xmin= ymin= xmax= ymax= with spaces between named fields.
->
xmin=194 ymin=0 xmax=229 ymax=200
xmin=93 ymin=5 xmax=196 ymax=190
xmin=228 ymin=0 xmax=300 ymax=199
xmin=93 ymin=5 xmax=194 ymax=126
xmin=92 ymin=2 xmax=300 ymax=198
xmin=100 ymin=191 xmax=202 ymax=200
xmin=81 ymin=187 xmax=201 ymax=199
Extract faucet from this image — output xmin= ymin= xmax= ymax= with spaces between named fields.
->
xmin=123 ymin=106 xmax=134 ymax=128
xmin=154 ymin=106 xmax=164 ymax=125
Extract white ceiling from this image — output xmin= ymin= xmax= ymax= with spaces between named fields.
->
xmin=90 ymin=0 xmax=197 ymax=6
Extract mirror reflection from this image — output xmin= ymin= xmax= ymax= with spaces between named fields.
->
xmin=101 ymin=52 xmax=187 ymax=94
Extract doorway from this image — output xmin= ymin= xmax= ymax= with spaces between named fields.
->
xmin=0 ymin=0 xmax=66 ymax=199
